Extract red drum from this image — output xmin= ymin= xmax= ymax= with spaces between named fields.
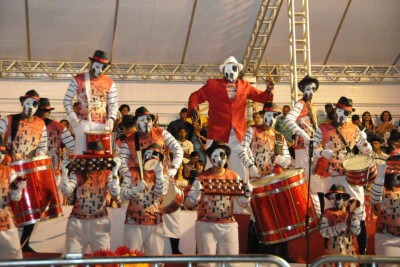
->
xmin=343 ymin=155 xmax=377 ymax=186
xmin=9 ymin=156 xmax=63 ymax=227
xmin=251 ymin=168 xmax=319 ymax=245
xmin=161 ymin=180 xmax=184 ymax=214
xmin=143 ymin=150 xmax=164 ymax=171
xmin=85 ymin=130 xmax=112 ymax=154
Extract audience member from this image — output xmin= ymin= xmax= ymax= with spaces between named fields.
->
xmin=167 ymin=108 xmax=194 ymax=141
xmin=376 ymin=110 xmax=396 ymax=146
xmin=183 ymin=151 xmax=199 ymax=183
xmin=351 ymin=114 xmax=363 ymax=130
xmin=318 ymin=103 xmax=334 ymax=125
xmin=275 ymin=105 xmax=294 ymax=147
xmin=361 ymin=111 xmax=375 ymax=139
xmin=369 ymin=135 xmax=389 ymax=160
xmin=252 ymin=111 xmax=263 ymax=126
xmin=387 ymin=130 xmax=400 ymax=156
xmin=114 ymin=104 xmax=131 ymax=140
xmin=191 ymin=118 xmax=207 ymax=163
xmin=177 ymin=127 xmax=194 ymax=164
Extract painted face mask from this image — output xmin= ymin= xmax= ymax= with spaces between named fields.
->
xmin=22 ymin=98 xmax=39 ymax=117
xmin=330 ymin=193 xmax=344 ymax=209
xmin=91 ymin=61 xmax=105 ymax=77
xmin=224 ymin=64 xmax=239 ymax=82
xmin=136 ymin=115 xmax=153 ymax=133
xmin=303 ymin=83 xmax=317 ymax=100
xmin=335 ymin=108 xmax=351 ymax=125
xmin=210 ymin=148 xmax=228 ymax=168
xmin=263 ymin=112 xmax=278 ymax=127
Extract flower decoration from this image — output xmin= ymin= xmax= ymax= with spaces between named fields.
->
xmin=83 ymin=246 xmax=149 ymax=267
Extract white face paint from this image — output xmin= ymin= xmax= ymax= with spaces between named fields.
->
xmin=210 ymin=148 xmax=228 ymax=168
xmin=303 ymin=83 xmax=317 ymax=99
xmin=224 ymin=64 xmax=239 ymax=82
xmin=91 ymin=61 xmax=105 ymax=77
xmin=329 ymin=194 xmax=344 ymax=209
xmin=335 ymin=108 xmax=351 ymax=125
xmin=263 ymin=112 xmax=278 ymax=127
xmin=22 ymin=98 xmax=39 ymax=117
xmin=136 ymin=115 xmax=153 ymax=133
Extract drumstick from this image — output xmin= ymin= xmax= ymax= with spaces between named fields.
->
xmin=136 ymin=151 xmax=144 ymax=181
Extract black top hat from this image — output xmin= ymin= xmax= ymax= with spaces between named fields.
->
xmin=133 ymin=106 xmax=155 ymax=122
xmin=89 ymin=50 xmax=110 ymax=65
xmin=0 ymin=136 xmax=8 ymax=154
xmin=19 ymin=89 xmax=40 ymax=103
xmin=259 ymin=102 xmax=281 ymax=115
xmin=336 ymin=96 xmax=355 ymax=112
xmin=38 ymin=98 xmax=55 ymax=111
xmin=324 ymin=184 xmax=351 ymax=201
xmin=120 ymin=115 xmax=136 ymax=128
xmin=206 ymin=140 xmax=231 ymax=159
xmin=298 ymin=75 xmax=319 ymax=93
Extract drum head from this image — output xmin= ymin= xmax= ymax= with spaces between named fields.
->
xmin=251 ymin=168 xmax=305 ymax=188
xmin=85 ymin=130 xmax=111 ymax=134
xmin=343 ymin=155 xmax=373 ymax=171
xmin=143 ymin=158 xmax=159 ymax=171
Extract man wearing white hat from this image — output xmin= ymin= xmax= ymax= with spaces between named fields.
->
xmin=188 ymin=56 xmax=274 ymax=182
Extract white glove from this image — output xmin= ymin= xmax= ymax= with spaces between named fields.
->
xmin=375 ymin=160 xmax=387 ymax=184
xmin=356 ymin=131 xmax=367 ymax=144
xmin=275 ymin=155 xmax=287 ymax=166
xmin=17 ymin=180 xmax=27 ymax=191
xmin=105 ymin=118 xmax=114 ymax=131
xmin=154 ymin=162 xmax=163 ymax=178
xmin=353 ymin=207 xmax=363 ymax=220
xmin=299 ymin=130 xmax=310 ymax=145
xmin=358 ymin=142 xmax=372 ymax=155
xmin=108 ymin=175 xmax=119 ymax=189
xmin=351 ymin=218 xmax=361 ymax=235
xmin=249 ymin=165 xmax=259 ymax=178
xmin=189 ymin=180 xmax=202 ymax=203
xmin=112 ymin=157 xmax=121 ymax=176
xmin=335 ymin=222 xmax=347 ymax=233
xmin=135 ymin=180 xmax=147 ymax=193
xmin=244 ymin=182 xmax=253 ymax=198
xmin=321 ymin=149 xmax=334 ymax=159
xmin=167 ymin=168 xmax=177 ymax=179
xmin=61 ymin=159 xmax=70 ymax=177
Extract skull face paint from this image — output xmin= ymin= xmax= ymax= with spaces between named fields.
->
xmin=263 ymin=112 xmax=277 ymax=127
xmin=22 ymin=98 xmax=39 ymax=117
xmin=211 ymin=148 xmax=228 ymax=168
xmin=335 ymin=108 xmax=351 ymax=125
xmin=91 ymin=61 xmax=105 ymax=77
xmin=224 ymin=64 xmax=239 ymax=82
xmin=303 ymin=83 xmax=317 ymax=100
xmin=136 ymin=115 xmax=153 ymax=133
xmin=329 ymin=193 xmax=345 ymax=209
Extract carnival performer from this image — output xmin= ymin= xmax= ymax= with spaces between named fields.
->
xmin=0 ymin=136 xmax=27 ymax=259
xmin=0 ymin=89 xmax=47 ymax=253
xmin=35 ymin=98 xmax=75 ymax=186
xmin=370 ymin=156 xmax=400 ymax=266
xmin=118 ymin=106 xmax=183 ymax=255
xmin=63 ymin=50 xmax=118 ymax=154
xmin=284 ymin=75 xmax=319 ymax=177
xmin=319 ymin=184 xmax=362 ymax=261
xmin=239 ymin=102 xmax=291 ymax=257
xmin=188 ymin=56 xmax=273 ymax=181
xmin=60 ymin=151 xmax=121 ymax=254
xmin=120 ymin=143 xmax=166 ymax=256
xmin=311 ymin=96 xmax=372 ymax=255
xmin=185 ymin=141 xmax=252 ymax=267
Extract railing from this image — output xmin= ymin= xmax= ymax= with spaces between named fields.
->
xmin=0 ymin=255 xmax=290 ymax=267
xmin=311 ymin=255 xmax=400 ymax=267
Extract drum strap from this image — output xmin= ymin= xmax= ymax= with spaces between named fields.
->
xmin=332 ymin=122 xmax=352 ymax=153
xmin=274 ymin=132 xmax=283 ymax=156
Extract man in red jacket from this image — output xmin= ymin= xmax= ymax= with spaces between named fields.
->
xmin=188 ymin=56 xmax=273 ymax=180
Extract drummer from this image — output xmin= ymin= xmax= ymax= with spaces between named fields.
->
xmin=0 ymin=136 xmax=27 ymax=259
xmin=239 ymin=102 xmax=291 ymax=257
xmin=0 ymin=89 xmax=48 ymax=253
xmin=117 ymin=106 xmax=184 ymax=254
xmin=63 ymin=50 xmax=118 ymax=155
xmin=120 ymin=143 xmax=167 ymax=256
xmin=311 ymin=96 xmax=372 ymax=255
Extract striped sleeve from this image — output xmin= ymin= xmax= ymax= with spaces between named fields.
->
xmin=61 ymin=172 xmax=77 ymax=196
xmin=36 ymin=125 xmax=48 ymax=156
xmin=239 ymin=127 xmax=255 ymax=168
xmin=0 ymin=117 xmax=8 ymax=135
xmin=370 ymin=181 xmax=384 ymax=204
xmin=118 ymin=141 xmax=132 ymax=178
xmin=162 ymin=129 xmax=183 ymax=169
xmin=64 ymin=78 xmax=78 ymax=122
xmin=319 ymin=215 xmax=339 ymax=238
xmin=61 ymin=127 xmax=75 ymax=154
xmin=107 ymin=82 xmax=118 ymax=120
xmin=313 ymin=127 xmax=324 ymax=158
xmin=284 ymin=101 xmax=304 ymax=136
xmin=280 ymin=137 xmax=291 ymax=168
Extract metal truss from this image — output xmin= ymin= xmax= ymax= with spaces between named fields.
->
xmin=0 ymin=60 xmax=399 ymax=83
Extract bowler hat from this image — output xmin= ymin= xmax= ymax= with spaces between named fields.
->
xmin=324 ymin=184 xmax=350 ymax=201
xmin=89 ymin=50 xmax=110 ymax=65
xmin=336 ymin=96 xmax=355 ymax=112
xmin=298 ymin=75 xmax=319 ymax=92
xmin=38 ymin=98 xmax=55 ymax=111
xmin=133 ymin=106 xmax=155 ymax=122
xmin=19 ymin=89 xmax=40 ymax=103
xmin=259 ymin=102 xmax=281 ymax=115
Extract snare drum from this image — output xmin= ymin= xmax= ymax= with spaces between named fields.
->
xmin=9 ymin=156 xmax=63 ymax=226
xmin=342 ymin=155 xmax=377 ymax=186
xmin=85 ymin=130 xmax=112 ymax=154
xmin=143 ymin=150 xmax=164 ymax=171
xmin=251 ymin=168 xmax=319 ymax=244
xmin=161 ymin=180 xmax=184 ymax=214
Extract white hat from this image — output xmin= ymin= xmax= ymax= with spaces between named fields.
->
xmin=219 ymin=56 xmax=243 ymax=73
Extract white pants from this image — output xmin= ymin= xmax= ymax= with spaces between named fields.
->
xmin=163 ymin=209 xmax=181 ymax=239
xmin=0 ymin=228 xmax=22 ymax=260
xmin=375 ymin=233 xmax=400 ymax=267
xmin=295 ymin=148 xmax=312 ymax=179
xmin=196 ymin=221 xmax=239 ymax=267
xmin=124 ymin=224 xmax=164 ymax=256
xmin=73 ymin=120 xmax=109 ymax=154
xmin=310 ymin=174 xmax=365 ymax=219
xmin=65 ymin=216 xmax=111 ymax=254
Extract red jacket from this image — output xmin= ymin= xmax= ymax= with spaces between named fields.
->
xmin=188 ymin=78 xmax=273 ymax=143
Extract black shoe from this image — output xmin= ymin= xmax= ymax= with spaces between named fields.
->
xmin=22 ymin=245 xmax=37 ymax=253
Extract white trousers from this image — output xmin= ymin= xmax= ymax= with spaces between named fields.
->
xmin=375 ymin=232 xmax=400 ymax=267
xmin=65 ymin=216 xmax=111 ymax=254
xmin=196 ymin=221 xmax=239 ymax=267
xmin=0 ymin=228 xmax=22 ymax=260
xmin=124 ymin=224 xmax=164 ymax=256
xmin=73 ymin=120 xmax=108 ymax=154
xmin=163 ymin=209 xmax=181 ymax=239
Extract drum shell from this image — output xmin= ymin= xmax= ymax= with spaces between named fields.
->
xmin=250 ymin=168 xmax=319 ymax=244
xmin=9 ymin=156 xmax=63 ymax=227
xmin=343 ymin=155 xmax=377 ymax=186
xmin=161 ymin=181 xmax=184 ymax=214
xmin=85 ymin=130 xmax=112 ymax=154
